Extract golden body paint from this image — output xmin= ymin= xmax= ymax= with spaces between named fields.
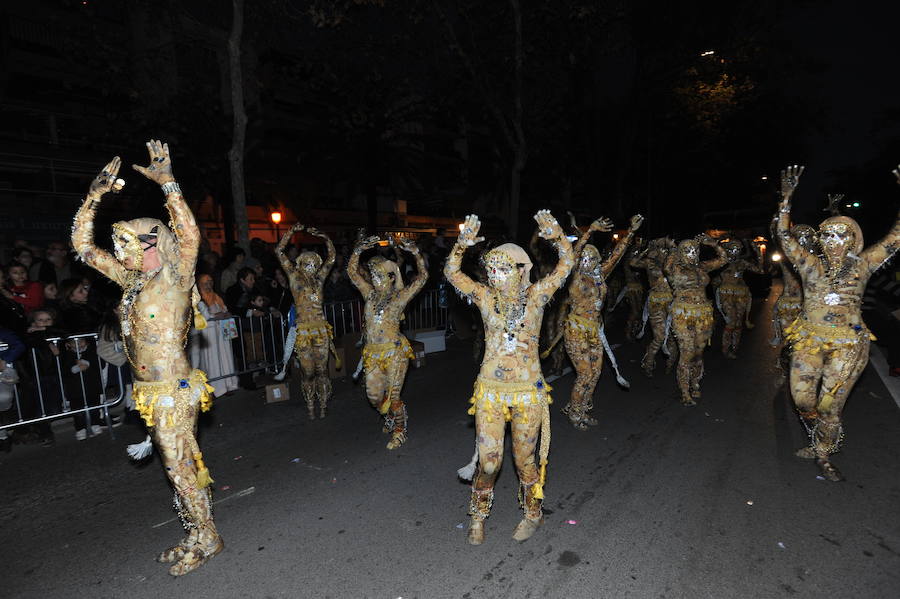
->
xmin=348 ymin=237 xmax=426 ymax=449
xmin=776 ymin=164 xmax=900 ymax=481
xmin=72 ymin=142 xmax=222 ymax=576
xmin=446 ymin=211 xmax=574 ymax=545
xmin=276 ymin=224 xmax=337 ymax=419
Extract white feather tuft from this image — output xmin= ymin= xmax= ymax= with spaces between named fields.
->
xmin=126 ymin=435 xmax=153 ymax=461
xmin=457 ymin=440 xmax=479 ymax=481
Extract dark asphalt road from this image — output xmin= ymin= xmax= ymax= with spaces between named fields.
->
xmin=2 ymin=288 xmax=900 ymax=599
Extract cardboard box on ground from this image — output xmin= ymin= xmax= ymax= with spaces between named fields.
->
xmin=265 ymin=382 xmax=289 ymax=403
xmin=410 ymin=328 xmax=446 ymax=354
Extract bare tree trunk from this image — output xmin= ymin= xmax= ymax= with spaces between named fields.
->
xmin=227 ymin=0 xmax=249 ymax=250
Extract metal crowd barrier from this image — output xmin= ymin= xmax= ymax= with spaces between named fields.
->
xmin=322 ymin=288 xmax=448 ymax=337
xmin=0 ymin=332 xmax=125 ymax=437
xmin=0 ymin=290 xmax=447 ymax=437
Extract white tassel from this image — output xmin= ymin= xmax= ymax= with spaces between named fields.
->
xmin=636 ymin=295 xmax=650 ymax=339
xmin=457 ymin=439 xmax=479 ymax=481
xmin=274 ymin=326 xmax=299 ymax=381
xmin=599 ymin=325 xmax=630 ymax=389
xmin=126 ymin=435 xmax=153 ymax=461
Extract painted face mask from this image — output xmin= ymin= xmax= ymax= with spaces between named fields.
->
xmin=722 ymin=240 xmax=743 ymax=261
xmin=296 ymin=251 xmax=322 ymax=277
xmin=368 ymin=257 xmax=403 ymax=293
xmin=817 ymin=216 xmax=863 ymax=263
xmin=112 ymin=218 xmax=176 ymax=273
xmin=790 ymin=224 xmax=818 ymax=253
xmin=579 ymin=244 xmax=601 ymax=275
xmin=482 ymin=243 xmax=532 ymax=292
xmin=677 ymin=240 xmax=700 ymax=265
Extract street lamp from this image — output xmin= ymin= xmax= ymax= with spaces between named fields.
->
xmin=270 ymin=211 xmax=282 ymax=242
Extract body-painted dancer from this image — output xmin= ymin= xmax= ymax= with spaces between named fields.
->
xmin=348 ymin=236 xmax=426 ymax=449
xmin=621 ymin=244 xmax=646 ymax=342
xmin=665 ymin=234 xmax=727 ymax=406
xmin=546 ymin=214 xmax=642 ymax=429
xmin=72 ymin=141 xmax=222 ymax=576
xmin=630 ymin=237 xmax=678 ymax=376
xmin=769 ymin=222 xmax=818 ymax=348
xmin=447 ymin=211 xmax=574 ymax=545
xmin=274 ymin=223 xmax=338 ymax=419
xmin=715 ymin=239 xmax=764 ymax=358
xmin=777 ymin=164 xmax=900 ymax=481
xmin=530 ymin=228 xmax=567 ymax=378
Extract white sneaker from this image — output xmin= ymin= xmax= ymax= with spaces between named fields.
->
xmin=75 ymin=429 xmax=88 ymax=441
xmin=90 ymin=425 xmax=102 ymax=435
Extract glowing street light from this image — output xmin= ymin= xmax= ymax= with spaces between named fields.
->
xmin=771 ymin=252 xmax=782 ymax=262
xmin=761 ymin=176 xmax=768 ymax=181
xmin=700 ymin=50 xmax=715 ymax=57
xmin=270 ymin=211 xmax=282 ymax=224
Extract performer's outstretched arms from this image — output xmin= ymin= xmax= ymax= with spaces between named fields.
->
xmin=775 ymin=165 xmax=819 ymax=276
xmin=602 ymin=214 xmax=644 ymax=277
xmin=348 ymin=235 xmax=379 ymax=296
xmin=699 ymin=234 xmax=728 ymax=272
xmin=72 ymin=156 xmax=128 ymax=285
xmin=276 ymin=223 xmax=302 ymax=274
xmin=396 ymin=239 xmax=428 ymax=306
xmin=444 ymin=214 xmax=486 ymax=303
xmin=572 ymin=216 xmax=614 ymax=258
xmin=529 ymin=210 xmax=575 ymax=304
xmin=305 ymin=226 xmax=336 ymax=282
xmin=132 ymin=140 xmax=199 ymax=289
xmin=861 ymin=164 xmax=900 ymax=272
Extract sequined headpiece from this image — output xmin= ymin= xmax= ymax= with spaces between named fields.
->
xmin=677 ymin=239 xmax=700 ymax=264
xmin=296 ymin=251 xmax=322 ymax=275
xmin=818 ymin=216 xmax=863 ymax=255
xmin=111 ymin=218 xmax=176 ymax=272
xmin=482 ymin=243 xmax=533 ymax=291
xmin=368 ymin=256 xmax=404 ymax=291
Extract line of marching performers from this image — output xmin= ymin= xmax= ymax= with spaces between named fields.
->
xmin=73 ymin=144 xmax=900 ymax=573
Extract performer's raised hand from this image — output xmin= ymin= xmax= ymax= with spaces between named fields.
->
xmin=535 ymin=209 xmax=564 ymax=241
xmin=356 ymin=235 xmax=381 ymax=252
xmin=589 ymin=216 xmax=615 ymax=233
xmin=628 ymin=214 xmax=645 ymax=233
xmin=695 ymin=233 xmax=716 ymax=246
xmin=398 ymin=238 xmax=421 ymax=255
xmin=457 ymin=214 xmax=484 ymax=247
xmin=88 ymin=156 xmax=125 ymax=199
xmin=132 ymin=139 xmax=175 ymax=185
xmin=779 ymin=164 xmax=804 ymax=213
xmin=306 ymin=226 xmax=325 ymax=238
xmin=290 ymin=223 xmax=305 ymax=234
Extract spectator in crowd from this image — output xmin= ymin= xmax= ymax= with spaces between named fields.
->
xmin=0 ymin=326 xmax=26 ymax=452
xmin=60 ymin=334 xmax=104 ymax=441
xmin=96 ymin=301 xmax=135 ymax=426
xmin=225 ymin=267 xmax=259 ymax=390
xmin=268 ymin=267 xmax=293 ymax=316
xmin=5 ymin=262 xmax=44 ymax=313
xmin=31 ymin=240 xmax=75 ymax=286
xmin=58 ymin=278 xmax=101 ymax=334
xmin=21 ymin=309 xmax=68 ymax=446
xmin=224 ymin=267 xmax=257 ymax=315
xmin=324 ymin=262 xmax=356 ymax=302
xmin=11 ymin=247 xmax=35 ymax=272
xmin=191 ymin=274 xmax=238 ymax=397
xmin=0 ymin=268 xmax=27 ymax=336
xmin=42 ymin=281 xmax=60 ymax=313
xmin=219 ymin=246 xmax=246 ymax=293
